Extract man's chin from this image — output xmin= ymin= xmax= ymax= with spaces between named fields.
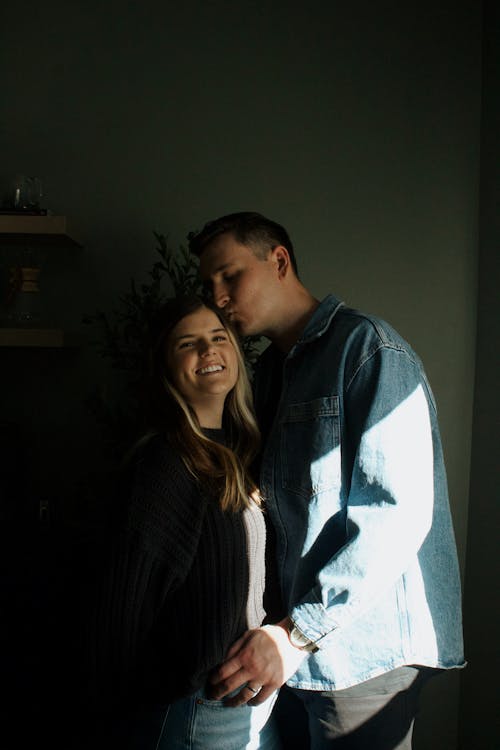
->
xmin=234 ymin=321 xmax=253 ymax=337
xmin=227 ymin=315 xmax=257 ymax=338
xmin=227 ymin=317 xmax=245 ymax=334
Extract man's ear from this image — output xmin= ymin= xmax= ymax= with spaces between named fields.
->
xmin=271 ymin=245 xmax=290 ymax=279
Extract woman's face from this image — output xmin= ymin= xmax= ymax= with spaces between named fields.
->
xmin=166 ymin=306 xmax=239 ymax=416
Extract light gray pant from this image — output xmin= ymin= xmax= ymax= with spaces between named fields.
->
xmin=274 ymin=666 xmax=439 ymax=749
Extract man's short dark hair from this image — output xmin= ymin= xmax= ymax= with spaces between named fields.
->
xmin=188 ymin=211 xmax=298 ymax=276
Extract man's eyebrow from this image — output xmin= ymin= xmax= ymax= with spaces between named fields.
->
xmin=203 ymin=261 xmax=234 ymax=278
xmin=201 ymin=262 xmax=234 ymax=291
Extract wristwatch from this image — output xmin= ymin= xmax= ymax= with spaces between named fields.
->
xmin=284 ymin=617 xmax=319 ymax=653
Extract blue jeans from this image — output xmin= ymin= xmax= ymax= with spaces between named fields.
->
xmin=150 ymin=686 xmax=281 ymax=750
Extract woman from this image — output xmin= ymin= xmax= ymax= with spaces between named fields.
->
xmin=85 ymin=295 xmax=281 ymax=750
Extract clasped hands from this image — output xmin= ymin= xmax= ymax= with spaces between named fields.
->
xmin=208 ymin=619 xmax=307 ymax=707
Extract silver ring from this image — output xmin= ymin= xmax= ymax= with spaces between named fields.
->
xmin=245 ymin=685 xmax=260 ymax=694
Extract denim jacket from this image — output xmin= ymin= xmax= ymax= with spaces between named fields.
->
xmin=254 ymin=294 xmax=465 ymax=690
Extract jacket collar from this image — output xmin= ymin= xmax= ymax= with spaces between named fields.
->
xmin=259 ymin=294 xmax=345 ymax=366
xmin=294 ymin=294 xmax=345 ymax=346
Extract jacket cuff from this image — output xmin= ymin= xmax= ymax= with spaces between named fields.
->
xmin=290 ymin=602 xmax=337 ymax=647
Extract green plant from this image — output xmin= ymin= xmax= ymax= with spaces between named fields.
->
xmin=83 ymin=231 xmax=262 ymax=458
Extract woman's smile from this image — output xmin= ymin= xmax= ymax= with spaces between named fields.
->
xmin=196 ymin=363 xmax=225 ymax=375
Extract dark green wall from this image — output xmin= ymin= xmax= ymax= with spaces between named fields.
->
xmin=0 ymin=2 xmax=484 ymax=747
xmin=459 ymin=2 xmax=500 ymax=749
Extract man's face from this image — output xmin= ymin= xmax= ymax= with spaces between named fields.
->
xmin=199 ymin=233 xmax=279 ymax=338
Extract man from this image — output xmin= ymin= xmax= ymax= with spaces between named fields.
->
xmin=189 ymin=212 xmax=465 ymax=749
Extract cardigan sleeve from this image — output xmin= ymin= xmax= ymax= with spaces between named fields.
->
xmin=84 ymin=437 xmax=208 ymax=711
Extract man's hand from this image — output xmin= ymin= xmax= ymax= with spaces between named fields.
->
xmin=208 ymin=620 xmax=307 ymax=706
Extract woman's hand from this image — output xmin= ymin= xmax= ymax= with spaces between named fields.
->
xmin=208 ymin=620 xmax=307 ymax=706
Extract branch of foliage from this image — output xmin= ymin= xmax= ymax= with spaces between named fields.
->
xmin=82 ymin=233 xmax=201 ymax=370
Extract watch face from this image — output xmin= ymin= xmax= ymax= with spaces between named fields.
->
xmin=290 ymin=626 xmax=309 ymax=648
xmin=289 ymin=624 xmax=319 ymax=653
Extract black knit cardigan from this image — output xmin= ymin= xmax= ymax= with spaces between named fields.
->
xmin=84 ymin=434 xmax=252 ymax=710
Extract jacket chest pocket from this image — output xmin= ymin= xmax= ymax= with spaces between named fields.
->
xmin=280 ymin=396 xmax=341 ymax=499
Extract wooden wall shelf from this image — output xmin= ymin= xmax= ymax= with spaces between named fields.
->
xmin=0 ymin=215 xmax=82 ymax=248
xmin=0 ymin=327 xmax=81 ymax=348
xmin=0 ymin=215 xmax=83 ymax=346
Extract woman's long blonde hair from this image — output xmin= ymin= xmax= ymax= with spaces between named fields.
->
xmin=144 ymin=295 xmax=261 ymax=512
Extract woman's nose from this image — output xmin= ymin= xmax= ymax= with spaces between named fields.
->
xmin=199 ymin=340 xmax=214 ymax=356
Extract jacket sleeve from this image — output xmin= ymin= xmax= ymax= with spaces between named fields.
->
xmin=290 ymin=344 xmax=436 ymax=646
xmin=83 ymin=440 xmax=206 ymax=709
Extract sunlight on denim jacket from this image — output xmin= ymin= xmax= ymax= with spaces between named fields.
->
xmin=255 ymin=295 xmax=465 ymax=690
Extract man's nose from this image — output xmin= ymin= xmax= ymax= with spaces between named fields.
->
xmin=214 ymin=285 xmax=229 ymax=308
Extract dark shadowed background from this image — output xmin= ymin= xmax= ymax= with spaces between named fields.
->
xmin=0 ymin=2 xmax=497 ymax=748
